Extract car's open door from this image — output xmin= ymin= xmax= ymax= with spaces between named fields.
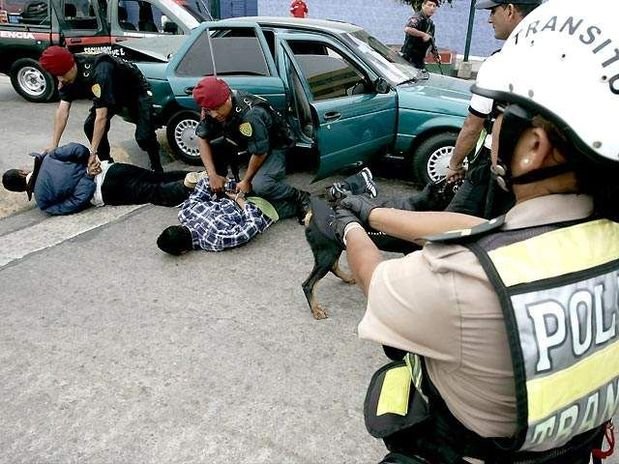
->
xmin=276 ymin=32 xmax=398 ymax=180
xmin=164 ymin=21 xmax=287 ymax=114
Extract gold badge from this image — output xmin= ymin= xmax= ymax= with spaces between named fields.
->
xmin=239 ymin=122 xmax=253 ymax=137
xmin=91 ymin=84 xmax=101 ymax=98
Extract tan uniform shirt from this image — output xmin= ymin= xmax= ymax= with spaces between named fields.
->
xmin=359 ymin=194 xmax=594 ymax=438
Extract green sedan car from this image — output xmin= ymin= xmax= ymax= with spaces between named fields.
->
xmin=132 ymin=16 xmax=471 ymax=184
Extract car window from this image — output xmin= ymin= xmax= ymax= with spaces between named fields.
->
xmin=59 ymin=0 xmax=100 ymax=31
xmin=175 ymin=27 xmax=270 ymax=77
xmin=118 ymin=0 xmax=170 ymax=33
xmin=283 ymin=49 xmax=313 ymax=139
xmin=288 ymin=40 xmax=370 ymax=101
xmin=0 ymin=0 xmax=49 ymax=25
xmin=343 ymin=30 xmax=419 ymax=85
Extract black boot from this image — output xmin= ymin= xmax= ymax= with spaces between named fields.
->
xmin=294 ymin=189 xmax=311 ymax=224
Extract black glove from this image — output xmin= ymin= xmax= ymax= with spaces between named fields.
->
xmin=340 ymin=194 xmax=378 ymax=225
xmin=330 ymin=207 xmax=362 ymax=246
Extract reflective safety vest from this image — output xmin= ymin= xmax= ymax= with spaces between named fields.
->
xmin=466 ymin=218 xmax=619 ymax=451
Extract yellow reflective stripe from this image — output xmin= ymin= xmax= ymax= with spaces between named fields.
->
xmin=376 ymin=366 xmax=412 ymax=417
xmin=488 ymin=220 xmax=619 ymax=287
xmin=527 ymin=340 xmax=619 ymax=422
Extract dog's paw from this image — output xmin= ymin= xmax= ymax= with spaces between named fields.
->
xmin=312 ymin=304 xmax=329 ymax=320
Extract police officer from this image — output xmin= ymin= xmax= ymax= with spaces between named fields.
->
xmin=400 ymin=0 xmax=439 ymax=69
xmin=335 ymin=0 xmax=619 ymax=462
xmin=192 ymin=76 xmax=310 ymax=221
xmin=39 ymin=46 xmax=164 ymax=173
xmin=445 ymin=0 xmax=541 ymax=218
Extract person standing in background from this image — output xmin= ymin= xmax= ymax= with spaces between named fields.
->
xmin=290 ymin=0 xmax=308 ymax=18
xmin=400 ymin=0 xmax=439 ymax=69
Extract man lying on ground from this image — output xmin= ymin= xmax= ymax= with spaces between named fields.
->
xmin=157 ymin=175 xmax=280 ymax=254
xmin=2 ymin=143 xmax=193 ymax=215
xmin=157 ymin=167 xmax=378 ymax=255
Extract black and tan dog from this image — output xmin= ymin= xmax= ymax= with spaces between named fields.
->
xmin=302 ymin=178 xmax=462 ymax=319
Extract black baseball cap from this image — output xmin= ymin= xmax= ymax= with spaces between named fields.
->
xmin=475 ymin=0 xmax=541 ymax=9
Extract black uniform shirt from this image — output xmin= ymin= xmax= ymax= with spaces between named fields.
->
xmin=401 ymin=11 xmax=435 ymax=56
xmin=197 ymin=94 xmax=275 ymax=156
xmin=59 ymin=55 xmax=141 ymax=109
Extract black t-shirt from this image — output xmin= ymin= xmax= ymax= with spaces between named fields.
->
xmin=59 ymin=55 xmax=144 ymax=109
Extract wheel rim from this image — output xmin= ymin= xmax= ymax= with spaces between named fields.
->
xmin=174 ymin=118 xmax=200 ymax=159
xmin=17 ymin=66 xmax=47 ymax=97
xmin=426 ymin=145 xmax=454 ymax=183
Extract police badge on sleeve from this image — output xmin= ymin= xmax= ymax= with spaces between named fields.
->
xmin=91 ymin=84 xmax=101 ymax=99
xmin=239 ymin=122 xmax=253 ymax=137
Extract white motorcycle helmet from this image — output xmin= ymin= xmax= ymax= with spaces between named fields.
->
xmin=471 ymin=0 xmax=619 ymax=165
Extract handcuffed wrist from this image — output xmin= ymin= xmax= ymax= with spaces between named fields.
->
xmin=343 ymin=222 xmax=364 ymax=247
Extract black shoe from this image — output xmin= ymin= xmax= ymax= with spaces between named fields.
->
xmin=295 ymin=189 xmax=311 ymax=224
xmin=151 ymin=164 xmax=164 ymax=174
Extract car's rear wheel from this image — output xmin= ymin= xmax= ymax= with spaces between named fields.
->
xmin=166 ymin=111 xmax=201 ymax=165
xmin=10 ymin=58 xmax=57 ymax=103
xmin=413 ymin=132 xmax=458 ymax=185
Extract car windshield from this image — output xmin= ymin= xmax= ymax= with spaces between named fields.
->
xmin=171 ymin=0 xmax=212 ymax=23
xmin=343 ymin=29 xmax=423 ymax=85
xmin=159 ymin=0 xmax=200 ymax=29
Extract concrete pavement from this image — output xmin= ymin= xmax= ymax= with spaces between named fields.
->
xmin=0 ymin=196 xmax=391 ymax=463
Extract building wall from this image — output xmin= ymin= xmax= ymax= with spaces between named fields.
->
xmin=220 ymin=0 xmax=258 ymax=18
xmin=256 ymin=0 xmax=503 ymax=58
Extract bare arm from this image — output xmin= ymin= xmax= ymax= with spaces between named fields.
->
xmin=89 ymin=107 xmax=108 ymax=155
xmin=345 ymin=228 xmax=383 ymax=296
xmin=50 ymin=100 xmax=72 ymax=149
xmin=198 ymin=137 xmax=226 ymax=192
xmin=236 ymin=153 xmax=266 ymax=194
xmin=368 ymin=209 xmax=485 ymax=244
xmin=404 ymin=26 xmax=431 ymax=41
xmin=344 ymin=209 xmax=484 ymax=295
xmin=447 ymin=113 xmax=485 ymax=180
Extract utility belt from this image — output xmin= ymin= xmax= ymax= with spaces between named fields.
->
xmin=364 ymin=354 xmax=607 ymax=464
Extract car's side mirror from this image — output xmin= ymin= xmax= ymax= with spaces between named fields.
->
xmin=374 ymin=77 xmax=391 ymax=94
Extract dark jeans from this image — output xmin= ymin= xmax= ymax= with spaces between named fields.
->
xmin=403 ymin=52 xmax=426 ymax=69
xmin=84 ymin=93 xmax=162 ymax=170
xmin=251 ymin=149 xmax=299 ymax=219
xmin=443 ymin=154 xmax=515 ymax=218
xmin=101 ymin=163 xmax=189 ymax=207
xmin=445 ymin=155 xmax=491 ymax=217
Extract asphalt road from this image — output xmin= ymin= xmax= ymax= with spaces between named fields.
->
xmin=0 ymin=76 xmax=405 ymax=463
xmin=1 ymin=76 xmax=617 ymax=464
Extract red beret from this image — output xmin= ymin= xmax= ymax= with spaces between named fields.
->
xmin=39 ymin=46 xmax=75 ymax=76
xmin=192 ymin=77 xmax=231 ymax=109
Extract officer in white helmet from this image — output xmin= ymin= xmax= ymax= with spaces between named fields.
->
xmin=332 ymin=0 xmax=619 ymax=462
